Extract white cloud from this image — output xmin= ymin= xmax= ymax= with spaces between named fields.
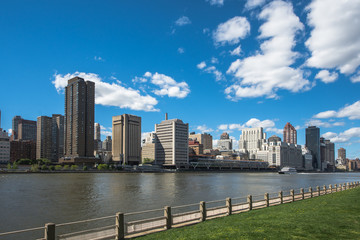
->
xmin=196 ymin=125 xmax=214 ymax=133
xmin=211 ymin=57 xmax=219 ymax=64
xmin=178 ymin=47 xmax=185 ymax=54
xmin=132 ymin=76 xmax=148 ymax=83
xmin=8 ymin=129 xmax=12 ymax=135
xmin=245 ymin=118 xmax=275 ymax=129
xmin=197 ymin=61 xmax=207 ymax=69
xmin=94 ymin=56 xmax=104 ymax=62
xmin=206 ymin=0 xmax=224 ymax=6
xmin=351 ymin=71 xmax=360 ymax=83
xmin=218 ymin=124 xmax=228 ymax=131
xmin=226 ymin=1 xmax=310 ymax=100
xmin=230 ymin=136 xmax=239 ymax=149
xmin=52 ymin=72 xmax=159 ymax=112
xmin=305 ymin=0 xmax=360 ymax=75
xmin=315 ymin=70 xmax=338 ymax=84
xmin=144 ymin=72 xmax=190 ymax=98
xmin=204 ymin=66 xmax=224 ymax=81
xmin=213 ymin=16 xmax=250 ymax=45
xmin=217 ymin=118 xmax=277 ymax=133
xmin=230 ymin=45 xmax=241 ymax=56
xmin=322 ymin=127 xmax=360 ymax=143
xmin=245 ymin=0 xmax=266 ymax=10
xmin=175 ymin=16 xmax=191 ymax=26
xmin=314 ymin=100 xmax=360 ymax=120
xmin=306 ymin=119 xmax=345 ymax=128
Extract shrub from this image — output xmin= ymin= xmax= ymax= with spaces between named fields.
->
xmin=41 ymin=165 xmax=48 ymax=170
xmin=143 ymin=158 xmax=154 ymax=164
xmin=63 ymin=165 xmax=70 ymax=170
xmin=55 ymin=165 xmax=62 ymax=171
xmin=97 ymin=164 xmax=108 ymax=170
xmin=7 ymin=163 xmax=11 ymax=170
xmin=31 ymin=164 xmax=40 ymax=172
xmin=16 ymin=159 xmax=34 ymax=165
xmin=49 ymin=165 xmax=55 ymax=171
xmin=83 ymin=166 xmax=88 ymax=171
xmin=71 ymin=165 xmax=78 ymax=170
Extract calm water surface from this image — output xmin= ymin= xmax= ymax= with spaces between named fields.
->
xmin=0 ymin=172 xmax=359 ymax=238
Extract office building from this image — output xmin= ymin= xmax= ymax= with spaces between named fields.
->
xmin=155 ymin=116 xmax=189 ymax=166
xmin=239 ymin=127 xmax=267 ymax=159
xmin=0 ymin=115 xmax=10 ymax=163
xmin=189 ymin=139 xmax=204 ymax=155
xmin=102 ymin=136 xmax=112 ymax=151
xmin=12 ymin=116 xmax=22 ymax=140
xmin=320 ymin=138 xmax=335 ymax=171
xmin=10 ymin=140 xmax=36 ymax=162
xmin=18 ymin=119 xmax=37 ymax=141
xmin=338 ymin=147 xmax=346 ymax=164
xmin=95 ymin=123 xmax=101 ymax=140
xmin=142 ymin=132 xmax=157 ymax=163
xmin=112 ymin=114 xmax=141 ymax=165
xmin=189 ymin=132 xmax=213 ymax=150
xmin=283 ymin=122 xmax=297 ymax=144
xmin=306 ymin=126 xmax=321 ymax=170
xmin=217 ymin=132 xmax=233 ymax=151
xmin=62 ymin=77 xmax=96 ymax=163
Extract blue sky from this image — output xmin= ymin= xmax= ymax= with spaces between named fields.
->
xmin=1 ymin=0 xmax=360 ymax=158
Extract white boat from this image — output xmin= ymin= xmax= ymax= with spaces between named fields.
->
xmin=279 ymin=167 xmax=297 ymax=174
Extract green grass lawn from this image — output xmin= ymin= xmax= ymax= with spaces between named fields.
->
xmin=135 ymin=187 xmax=360 ymax=240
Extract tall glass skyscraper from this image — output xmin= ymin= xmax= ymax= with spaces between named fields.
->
xmin=306 ymin=126 xmax=320 ymax=170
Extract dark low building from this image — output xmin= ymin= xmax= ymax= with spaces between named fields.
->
xmin=10 ymin=140 xmax=36 ymax=162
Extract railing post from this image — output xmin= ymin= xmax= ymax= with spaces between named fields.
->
xmin=309 ymin=187 xmax=313 ymax=198
xmin=164 ymin=206 xmax=172 ymax=229
xmin=329 ymin=184 xmax=332 ymax=193
xmin=346 ymin=182 xmax=349 ymax=190
xmin=200 ymin=201 xmax=206 ymax=222
xmin=265 ymin=193 xmax=269 ymax=207
xmin=116 ymin=212 xmax=124 ymax=240
xmin=290 ymin=189 xmax=295 ymax=202
xmin=323 ymin=185 xmax=327 ymax=195
xmin=334 ymin=184 xmax=337 ymax=192
xmin=300 ymin=188 xmax=304 ymax=200
xmin=344 ymin=183 xmax=346 ymax=190
xmin=226 ymin=198 xmax=232 ymax=215
xmin=247 ymin=195 xmax=253 ymax=210
xmin=44 ymin=223 xmax=55 ymax=240
xmin=317 ymin=186 xmax=320 ymax=196
xmin=278 ymin=191 xmax=283 ymax=204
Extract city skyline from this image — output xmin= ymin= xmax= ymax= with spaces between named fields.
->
xmin=1 ymin=0 xmax=360 ymax=158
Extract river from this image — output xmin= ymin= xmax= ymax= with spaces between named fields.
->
xmin=0 ymin=172 xmax=359 ymax=239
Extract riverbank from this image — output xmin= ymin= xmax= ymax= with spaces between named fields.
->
xmin=136 ymin=187 xmax=360 ymax=240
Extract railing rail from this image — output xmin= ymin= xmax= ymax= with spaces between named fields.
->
xmin=1 ymin=181 xmax=358 ymax=240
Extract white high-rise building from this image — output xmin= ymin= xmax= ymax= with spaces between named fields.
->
xmin=0 ymin=129 xmax=10 ymax=163
xmin=155 ymin=118 xmax=189 ymax=166
xmin=239 ymin=127 xmax=267 ymax=159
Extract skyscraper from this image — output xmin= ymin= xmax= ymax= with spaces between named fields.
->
xmin=95 ymin=123 xmax=101 ymax=140
xmin=12 ymin=116 xmax=22 ymax=140
xmin=63 ymin=77 xmax=96 ymax=163
xmin=51 ymin=114 xmax=64 ymax=162
xmin=36 ymin=116 xmax=53 ymax=160
xmin=306 ymin=126 xmax=321 ymax=170
xmin=155 ymin=117 xmax=189 ymax=166
xmin=112 ymin=114 xmax=141 ymax=165
xmin=283 ymin=122 xmax=297 ymax=144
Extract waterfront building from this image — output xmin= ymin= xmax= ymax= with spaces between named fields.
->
xmin=102 ymin=136 xmax=112 ymax=152
xmin=302 ymin=146 xmax=314 ymax=170
xmin=189 ymin=132 xmax=212 ymax=150
xmin=217 ymin=132 xmax=233 ymax=151
xmin=0 ymin=128 xmax=10 ymax=163
xmin=306 ymin=126 xmax=321 ymax=170
xmin=256 ymin=135 xmax=303 ymax=169
xmin=189 ymin=139 xmax=204 ymax=155
xmin=36 ymin=114 xmax=64 ymax=162
xmin=320 ymin=138 xmax=335 ymax=171
xmin=10 ymin=140 xmax=36 ymax=162
xmin=141 ymin=132 xmax=157 ymax=163
xmin=283 ymin=122 xmax=297 ymax=144
xmin=112 ymin=114 xmax=141 ymax=165
xmin=95 ymin=123 xmax=101 ymax=140
xmin=18 ymin=119 xmax=37 ymax=141
xmin=338 ymin=147 xmax=346 ymax=164
xmin=155 ymin=116 xmax=189 ymax=166
xmin=36 ymin=116 xmax=53 ymax=160
xmin=239 ymin=127 xmax=267 ymax=159
xmin=62 ymin=77 xmax=97 ymax=163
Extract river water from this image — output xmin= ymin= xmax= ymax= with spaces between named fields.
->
xmin=0 ymin=172 xmax=359 ymax=239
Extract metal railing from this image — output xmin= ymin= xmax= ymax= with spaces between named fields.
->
xmin=0 ymin=181 xmax=359 ymax=240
